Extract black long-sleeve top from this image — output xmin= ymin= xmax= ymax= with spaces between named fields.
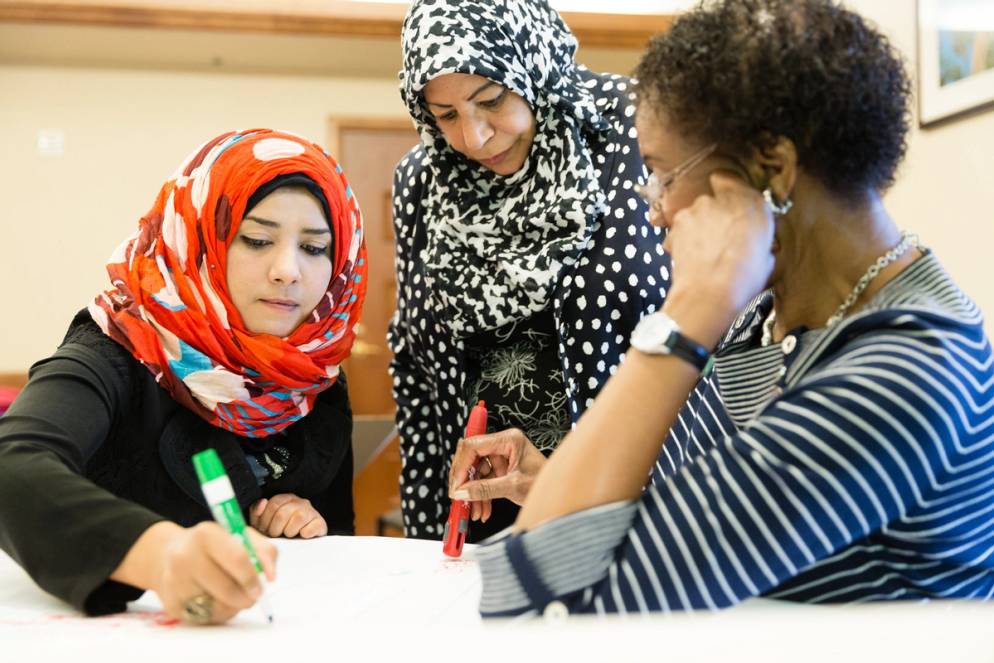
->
xmin=0 ymin=310 xmax=354 ymax=615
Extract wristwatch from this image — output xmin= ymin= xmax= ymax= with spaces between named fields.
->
xmin=629 ymin=311 xmax=711 ymax=371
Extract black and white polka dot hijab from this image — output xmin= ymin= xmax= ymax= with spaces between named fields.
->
xmin=399 ymin=0 xmax=609 ymax=337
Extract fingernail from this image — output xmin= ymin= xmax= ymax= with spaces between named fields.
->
xmin=452 ymin=490 xmax=469 ymax=500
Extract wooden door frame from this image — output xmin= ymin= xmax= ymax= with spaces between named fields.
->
xmin=326 ymin=116 xmax=415 ymax=165
xmin=327 ymin=117 xmax=418 ymax=536
xmin=327 ymin=115 xmax=418 ymax=414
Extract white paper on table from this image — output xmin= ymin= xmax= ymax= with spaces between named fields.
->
xmin=257 ymin=536 xmax=481 ymax=627
xmin=0 ymin=536 xmax=481 ymax=637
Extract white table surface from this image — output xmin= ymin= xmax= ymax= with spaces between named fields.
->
xmin=2 ymin=535 xmax=993 ymax=662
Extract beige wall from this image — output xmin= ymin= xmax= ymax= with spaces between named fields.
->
xmin=851 ymin=0 xmax=994 ymax=335
xmin=0 ymin=65 xmax=407 ymax=372
xmin=1 ymin=0 xmax=992 ymax=373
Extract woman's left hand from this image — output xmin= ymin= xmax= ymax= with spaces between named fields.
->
xmin=249 ymin=494 xmax=328 ymax=539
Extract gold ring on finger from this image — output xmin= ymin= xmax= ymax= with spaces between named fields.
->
xmin=182 ymin=593 xmax=214 ymax=625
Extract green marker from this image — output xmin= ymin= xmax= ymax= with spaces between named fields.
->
xmin=192 ymin=449 xmax=274 ymax=624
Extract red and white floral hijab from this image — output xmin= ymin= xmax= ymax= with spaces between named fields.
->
xmin=89 ymin=129 xmax=368 ymax=438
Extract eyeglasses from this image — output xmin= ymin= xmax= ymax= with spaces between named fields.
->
xmin=636 ymin=143 xmax=717 ymax=210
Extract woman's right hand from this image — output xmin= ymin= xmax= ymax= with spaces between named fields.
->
xmin=448 ymin=428 xmax=548 ymax=522
xmin=113 ymin=521 xmax=277 ymax=625
xmin=249 ymin=494 xmax=327 ymax=539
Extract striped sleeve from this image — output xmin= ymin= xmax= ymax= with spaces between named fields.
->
xmin=474 ymin=501 xmax=637 ymax=616
xmin=476 ymin=324 xmax=994 ymax=614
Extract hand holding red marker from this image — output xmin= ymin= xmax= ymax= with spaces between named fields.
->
xmin=442 ymin=400 xmax=487 ymax=558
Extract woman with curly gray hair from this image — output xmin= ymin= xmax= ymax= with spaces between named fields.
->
xmin=456 ymin=0 xmax=994 ymax=616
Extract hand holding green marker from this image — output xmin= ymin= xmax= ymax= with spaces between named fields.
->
xmin=192 ymin=449 xmax=274 ymax=624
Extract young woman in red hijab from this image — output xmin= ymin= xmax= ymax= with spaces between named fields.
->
xmin=0 ymin=129 xmax=367 ymax=625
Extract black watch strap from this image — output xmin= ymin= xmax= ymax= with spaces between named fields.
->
xmin=668 ymin=332 xmax=710 ymax=372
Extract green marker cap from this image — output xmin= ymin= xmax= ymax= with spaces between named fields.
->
xmin=192 ymin=449 xmax=224 ymax=484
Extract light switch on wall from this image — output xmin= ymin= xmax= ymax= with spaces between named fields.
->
xmin=37 ymin=129 xmax=65 ymax=157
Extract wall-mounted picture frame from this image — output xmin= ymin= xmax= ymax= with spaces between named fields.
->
xmin=917 ymin=0 xmax=994 ymax=127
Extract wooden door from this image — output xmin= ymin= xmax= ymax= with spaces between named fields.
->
xmin=328 ymin=118 xmax=418 ymax=417
xmin=328 ymin=117 xmax=419 ymax=536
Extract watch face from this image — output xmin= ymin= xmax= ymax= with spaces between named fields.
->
xmin=631 ymin=312 xmax=709 ymax=370
xmin=632 ymin=313 xmax=678 ymax=354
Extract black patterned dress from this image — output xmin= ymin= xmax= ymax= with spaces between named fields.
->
xmin=462 ymin=308 xmax=571 ymax=541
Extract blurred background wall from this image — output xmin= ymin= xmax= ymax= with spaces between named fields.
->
xmin=0 ymin=0 xmax=991 ymax=376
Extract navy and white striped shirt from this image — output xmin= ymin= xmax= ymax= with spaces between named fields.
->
xmin=476 ymin=252 xmax=994 ymax=615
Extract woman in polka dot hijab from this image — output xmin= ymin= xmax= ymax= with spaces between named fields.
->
xmin=390 ymin=0 xmax=670 ymax=540
xmin=91 ymin=128 xmax=368 ymax=438
xmin=400 ymin=0 xmax=610 ymax=335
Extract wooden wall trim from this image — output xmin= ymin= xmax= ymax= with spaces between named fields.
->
xmin=0 ymin=373 xmax=28 ymax=388
xmin=0 ymin=1 xmax=406 ymax=38
xmin=563 ymin=11 xmax=673 ymax=49
xmin=0 ymin=1 xmax=672 ymax=48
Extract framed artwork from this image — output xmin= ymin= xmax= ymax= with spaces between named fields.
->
xmin=917 ymin=0 xmax=994 ymax=126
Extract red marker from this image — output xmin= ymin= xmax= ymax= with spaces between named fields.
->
xmin=442 ymin=400 xmax=487 ymax=558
